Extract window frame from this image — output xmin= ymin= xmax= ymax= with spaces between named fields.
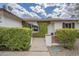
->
xmin=62 ymin=22 xmax=75 ymax=28
xmin=32 ymin=25 xmax=39 ymax=32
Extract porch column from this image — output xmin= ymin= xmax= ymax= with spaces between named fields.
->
xmin=30 ymin=37 xmax=33 ymax=46
xmin=45 ymin=34 xmax=52 ymax=46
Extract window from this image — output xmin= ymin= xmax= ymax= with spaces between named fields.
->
xmin=22 ymin=21 xmax=39 ymax=32
xmin=63 ymin=22 xmax=75 ymax=28
xmin=32 ymin=25 xmax=39 ymax=32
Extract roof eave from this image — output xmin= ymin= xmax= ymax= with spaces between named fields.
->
xmin=24 ymin=18 xmax=79 ymax=21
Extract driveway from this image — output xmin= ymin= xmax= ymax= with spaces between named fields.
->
xmin=0 ymin=38 xmax=50 ymax=56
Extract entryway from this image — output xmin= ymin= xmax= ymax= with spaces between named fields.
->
xmin=30 ymin=38 xmax=48 ymax=51
xmin=29 ymin=37 xmax=50 ymax=56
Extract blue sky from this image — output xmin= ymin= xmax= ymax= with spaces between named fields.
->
xmin=0 ymin=3 xmax=56 ymax=19
xmin=0 ymin=3 xmax=78 ymax=19
xmin=0 ymin=3 xmax=6 ymax=8
xmin=0 ymin=3 xmax=55 ymax=14
xmin=18 ymin=3 xmax=56 ymax=18
xmin=19 ymin=3 xmax=55 ymax=14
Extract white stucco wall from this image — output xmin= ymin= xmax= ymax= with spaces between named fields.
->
xmin=47 ymin=22 xmax=62 ymax=34
xmin=46 ymin=21 xmax=79 ymax=46
xmin=45 ymin=34 xmax=52 ymax=46
xmin=54 ymin=22 xmax=62 ymax=32
xmin=0 ymin=16 xmax=22 ymax=28
xmin=47 ymin=21 xmax=79 ymax=35
xmin=75 ymin=22 xmax=79 ymax=29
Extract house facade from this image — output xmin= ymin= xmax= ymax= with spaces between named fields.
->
xmin=24 ymin=19 xmax=79 ymax=46
xmin=0 ymin=3 xmax=79 ymax=47
xmin=1 ymin=8 xmax=79 ymax=46
xmin=25 ymin=18 xmax=79 ymax=35
xmin=47 ymin=20 xmax=79 ymax=35
xmin=0 ymin=3 xmax=79 ymax=36
xmin=0 ymin=9 xmax=23 ymax=28
xmin=0 ymin=9 xmax=79 ymax=35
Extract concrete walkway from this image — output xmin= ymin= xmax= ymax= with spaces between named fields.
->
xmin=29 ymin=38 xmax=50 ymax=56
xmin=0 ymin=38 xmax=50 ymax=56
xmin=30 ymin=38 xmax=48 ymax=52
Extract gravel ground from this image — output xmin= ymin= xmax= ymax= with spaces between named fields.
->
xmin=48 ymin=39 xmax=79 ymax=56
xmin=0 ymin=51 xmax=50 ymax=56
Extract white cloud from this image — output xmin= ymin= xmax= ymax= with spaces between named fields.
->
xmin=30 ymin=5 xmax=42 ymax=13
xmin=37 ymin=3 xmax=56 ymax=8
xmin=5 ymin=3 xmax=79 ymax=19
xmin=30 ymin=12 xmax=41 ymax=19
xmin=5 ymin=3 xmax=42 ymax=19
xmin=36 ymin=3 xmax=73 ymax=18
xmin=30 ymin=3 xmax=79 ymax=18
xmin=46 ymin=3 xmax=77 ymax=18
xmin=30 ymin=5 xmax=47 ymax=16
xmin=5 ymin=3 xmax=33 ymax=18
xmin=37 ymin=3 xmax=66 ymax=8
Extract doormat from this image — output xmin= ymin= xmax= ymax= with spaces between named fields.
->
xmin=51 ymin=46 xmax=61 ymax=52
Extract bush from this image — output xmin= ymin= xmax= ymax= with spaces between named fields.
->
xmin=0 ymin=27 xmax=32 ymax=51
xmin=33 ymin=22 xmax=48 ymax=37
xmin=76 ymin=29 xmax=79 ymax=38
xmin=56 ymin=29 xmax=77 ymax=49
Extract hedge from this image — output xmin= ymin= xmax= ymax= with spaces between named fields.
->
xmin=76 ymin=29 xmax=79 ymax=38
xmin=33 ymin=22 xmax=48 ymax=37
xmin=56 ymin=29 xmax=77 ymax=49
xmin=0 ymin=27 xmax=32 ymax=51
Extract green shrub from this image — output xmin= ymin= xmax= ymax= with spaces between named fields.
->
xmin=56 ymin=29 xmax=77 ymax=49
xmin=33 ymin=22 xmax=48 ymax=37
xmin=0 ymin=27 xmax=32 ymax=51
xmin=76 ymin=29 xmax=79 ymax=38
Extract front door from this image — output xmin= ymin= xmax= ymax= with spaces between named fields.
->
xmin=47 ymin=23 xmax=54 ymax=35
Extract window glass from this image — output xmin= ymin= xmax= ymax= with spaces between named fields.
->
xmin=69 ymin=23 xmax=71 ymax=28
xmin=32 ymin=25 xmax=39 ymax=31
xmin=63 ymin=22 xmax=75 ymax=28
xmin=72 ymin=23 xmax=75 ymax=28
